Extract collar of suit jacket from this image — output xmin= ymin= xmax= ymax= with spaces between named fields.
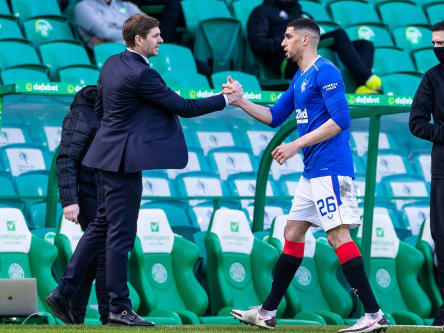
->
xmin=126 ymin=48 xmax=150 ymax=66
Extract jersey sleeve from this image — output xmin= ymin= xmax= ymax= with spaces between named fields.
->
xmin=269 ymin=81 xmax=295 ymax=128
xmin=317 ymin=65 xmax=350 ymax=130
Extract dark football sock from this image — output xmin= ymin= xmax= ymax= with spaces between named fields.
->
xmin=337 ymin=242 xmax=380 ymax=314
xmin=262 ymin=241 xmax=304 ymax=311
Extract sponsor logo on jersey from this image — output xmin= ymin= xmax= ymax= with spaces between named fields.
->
xmin=296 ymin=108 xmax=308 ymax=124
xmin=322 ymin=82 xmax=338 ymax=91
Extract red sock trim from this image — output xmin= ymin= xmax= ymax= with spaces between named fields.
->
xmin=283 ymin=240 xmax=304 ymax=258
xmin=336 ymin=241 xmax=361 ymax=265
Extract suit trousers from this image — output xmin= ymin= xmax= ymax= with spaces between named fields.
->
xmin=431 ymin=178 xmax=444 ymax=320
xmin=59 ymin=169 xmax=142 ymax=314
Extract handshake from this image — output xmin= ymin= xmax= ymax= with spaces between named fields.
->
xmin=222 ymin=75 xmax=244 ymax=106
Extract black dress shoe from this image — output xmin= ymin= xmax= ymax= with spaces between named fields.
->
xmin=108 ymin=309 xmax=155 ymax=327
xmin=44 ymin=289 xmax=75 ymax=324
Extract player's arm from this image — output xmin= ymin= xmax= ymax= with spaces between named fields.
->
xmin=231 ymin=81 xmax=295 ymax=127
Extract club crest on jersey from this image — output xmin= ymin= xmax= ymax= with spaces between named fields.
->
xmin=301 ymin=79 xmax=309 ymax=93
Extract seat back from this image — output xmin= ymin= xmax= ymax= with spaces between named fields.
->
xmin=345 ymin=25 xmax=394 ymax=48
xmin=373 ymin=47 xmax=417 ymax=75
xmin=211 ymin=71 xmax=261 ymax=91
xmin=0 ymin=16 xmax=24 ymax=40
xmin=141 ymin=171 xmax=173 ymax=197
xmin=356 ymin=213 xmax=431 ymax=318
xmin=0 ymin=145 xmax=47 ymax=176
xmin=426 ymin=3 xmax=444 ymax=25
xmin=205 ymin=209 xmax=284 ymax=315
xmin=376 ymin=150 xmax=414 ymax=182
xmin=392 ymin=26 xmax=432 ymax=51
xmin=162 ymin=71 xmax=210 ymax=90
xmin=58 ymin=66 xmax=100 ymax=85
xmin=382 ymin=73 xmax=421 ymax=96
xmin=413 ymin=48 xmax=439 ymax=74
xmin=130 ymin=208 xmax=208 ymax=316
xmin=24 ymin=17 xmax=75 ymax=47
xmin=401 ymin=201 xmax=429 ymax=237
xmin=93 ymin=42 xmax=126 ymax=68
xmin=268 ymin=215 xmax=353 ymax=318
xmin=208 ymin=147 xmax=255 ymax=180
xmin=350 ymin=131 xmax=394 ymax=157
xmin=0 ymin=207 xmax=57 ymax=314
xmin=150 ymin=43 xmax=197 ymax=75
xmin=380 ymin=174 xmax=429 ymax=210
xmin=0 ymin=40 xmax=42 ymax=70
xmin=1 ymin=68 xmax=49 ymax=84
xmin=378 ymin=2 xmax=429 ymax=27
xmin=11 ymin=0 xmax=62 ymax=22
xmin=194 ymin=18 xmax=244 ymax=72
xmin=232 ymin=0 xmax=262 ymax=37
xmin=330 ymin=1 xmax=381 ymax=26
xmin=270 ymin=154 xmax=304 ymax=180
xmin=167 ymin=148 xmax=208 ymax=179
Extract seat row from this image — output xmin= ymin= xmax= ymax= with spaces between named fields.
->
xmin=0 ymin=205 xmax=438 ymax=325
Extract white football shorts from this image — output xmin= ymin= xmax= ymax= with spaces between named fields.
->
xmin=288 ymin=175 xmax=361 ymax=231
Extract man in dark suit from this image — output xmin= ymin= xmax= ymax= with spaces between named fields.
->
xmin=46 ymin=13 xmax=243 ymax=326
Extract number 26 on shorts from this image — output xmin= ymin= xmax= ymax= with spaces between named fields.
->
xmin=317 ymin=196 xmax=337 ymax=216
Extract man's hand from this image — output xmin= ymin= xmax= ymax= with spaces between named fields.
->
xmin=222 ymin=75 xmax=243 ymax=106
xmin=64 ymin=204 xmax=80 ymax=224
xmin=272 ymin=141 xmax=302 ymax=165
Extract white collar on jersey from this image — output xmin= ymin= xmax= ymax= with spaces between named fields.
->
xmin=301 ymin=55 xmax=321 ymax=74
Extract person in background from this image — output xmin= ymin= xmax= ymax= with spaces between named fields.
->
xmin=248 ymin=0 xmax=382 ymax=94
xmin=409 ymin=20 xmax=444 ymax=327
xmin=56 ymin=85 xmax=108 ymax=324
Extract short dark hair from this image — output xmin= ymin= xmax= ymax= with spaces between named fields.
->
xmin=122 ymin=14 xmax=159 ymax=47
xmin=287 ymin=18 xmax=321 ymax=37
xmin=431 ymin=21 xmax=444 ymax=32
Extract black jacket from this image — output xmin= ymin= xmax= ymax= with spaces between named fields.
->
xmin=57 ymin=86 xmax=100 ymax=207
xmin=409 ymin=63 xmax=444 ymax=179
xmin=247 ymin=0 xmax=301 ymax=63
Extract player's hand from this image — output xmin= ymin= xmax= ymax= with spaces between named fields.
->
xmin=222 ymin=76 xmax=243 ymax=106
xmin=64 ymin=204 xmax=80 ymax=224
xmin=272 ymin=141 xmax=301 ymax=165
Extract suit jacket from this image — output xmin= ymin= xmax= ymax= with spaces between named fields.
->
xmin=82 ymin=50 xmax=226 ymax=173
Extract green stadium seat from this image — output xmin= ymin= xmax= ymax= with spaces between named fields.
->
xmin=93 ymin=42 xmax=126 ymax=69
xmin=207 ymin=147 xmax=256 ymax=180
xmin=191 ymin=126 xmax=237 ymax=155
xmin=411 ymin=150 xmax=431 ymax=182
xmin=141 ymin=170 xmax=174 ymax=198
xmin=300 ymin=0 xmax=333 ymax=22
xmin=380 ymin=173 xmax=429 ymax=210
xmin=319 ymin=22 xmax=341 ymax=34
xmin=161 ymin=71 xmax=210 ymax=90
xmin=268 ymin=216 xmax=355 ymax=324
xmin=150 ymin=43 xmax=197 ymax=75
xmin=205 ymin=208 xmax=318 ymax=324
xmin=0 ymin=207 xmax=59 ymax=324
xmin=11 ymin=0 xmax=63 ymax=23
xmin=1 ymin=68 xmax=50 ymax=85
xmin=28 ymin=202 xmax=62 ymax=231
xmin=330 ymin=1 xmax=381 ymax=27
xmin=392 ymin=26 xmax=432 ymax=50
xmin=355 ymin=213 xmax=432 ymax=324
xmin=345 ymin=25 xmax=394 ymax=47
xmin=237 ymin=126 xmax=275 ymax=157
xmin=425 ymin=3 xmax=444 ymax=24
xmin=382 ymin=73 xmax=421 ymax=96
xmin=373 ymin=47 xmax=417 ymax=76
xmin=226 ymin=171 xmax=275 ymax=208
xmin=246 ymin=203 xmax=286 ymax=231
xmin=401 ymin=201 xmax=429 ymax=237
xmin=0 ymin=126 xmax=30 ymax=146
xmin=175 ymin=171 xmax=227 ymax=198
xmin=0 ymin=40 xmax=45 ymax=71
xmin=0 ymin=16 xmax=25 ymax=40
xmin=376 ymin=149 xmax=415 ymax=182
xmin=31 ymin=227 xmax=57 ymax=245
xmin=318 ymin=47 xmax=340 ymax=67
xmin=278 ymin=173 xmax=302 ymax=198
xmin=58 ymin=66 xmax=100 ymax=85
xmin=413 ymin=47 xmax=439 ymax=74
xmin=181 ymin=0 xmax=232 ymax=37
xmin=0 ymin=0 xmax=12 ymax=16
xmin=378 ymin=1 xmax=429 ymax=27
xmin=232 ymin=0 xmax=262 ymax=37
xmin=211 ymin=71 xmax=261 ymax=91
xmin=24 ymin=17 xmax=75 ymax=47
xmin=39 ymin=41 xmax=94 ymax=80
xmin=0 ymin=144 xmax=49 ymax=177
xmin=416 ymin=218 xmax=442 ymax=320
xmin=129 ymin=208 xmax=235 ymax=324
xmin=53 ymin=216 xmax=178 ymax=325
xmin=194 ymin=18 xmax=244 ymax=73
xmin=166 ymin=147 xmax=209 ymax=178
xmin=15 ymin=170 xmax=48 ymax=197
xmin=339 ymin=68 xmax=357 ymax=93
xmin=350 ymin=131 xmax=396 ymax=157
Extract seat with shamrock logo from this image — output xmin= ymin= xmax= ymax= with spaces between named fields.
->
xmin=355 ymin=212 xmax=432 ymax=324
xmin=0 ymin=207 xmax=59 ymax=324
xmin=129 ymin=208 xmax=235 ymax=324
xmin=416 ymin=218 xmax=442 ymax=320
xmin=204 ymin=208 xmax=320 ymax=324
xmin=345 ymin=25 xmax=394 ymax=48
xmin=267 ymin=215 xmax=355 ymax=325
xmin=53 ymin=216 xmax=179 ymax=325
xmin=24 ymin=17 xmax=76 ymax=47
xmin=392 ymin=26 xmax=432 ymax=51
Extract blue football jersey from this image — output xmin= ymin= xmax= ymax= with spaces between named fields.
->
xmin=269 ymin=56 xmax=354 ymax=179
